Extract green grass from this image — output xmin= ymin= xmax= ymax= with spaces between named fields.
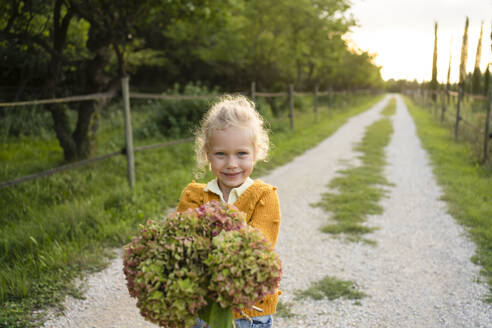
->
xmin=312 ymin=98 xmax=396 ymax=242
xmin=295 ymin=276 xmax=366 ymax=302
xmin=274 ymin=301 xmax=296 ymax=318
xmin=409 ymin=93 xmax=490 ymax=161
xmin=0 ymin=93 xmax=382 ymax=328
xmin=404 ymin=96 xmax=492 ymax=302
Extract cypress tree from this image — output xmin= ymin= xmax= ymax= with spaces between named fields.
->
xmin=459 ymin=17 xmax=469 ymax=87
xmin=455 ymin=17 xmax=469 ymax=139
xmin=430 ymin=21 xmax=438 ymax=100
xmin=472 ymin=22 xmax=483 ymax=94
xmin=446 ymin=38 xmax=452 ymax=90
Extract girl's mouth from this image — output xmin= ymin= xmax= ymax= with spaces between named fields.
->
xmin=223 ymin=172 xmax=241 ymax=177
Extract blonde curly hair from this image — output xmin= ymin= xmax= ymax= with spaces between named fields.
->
xmin=194 ymin=95 xmax=270 ymax=178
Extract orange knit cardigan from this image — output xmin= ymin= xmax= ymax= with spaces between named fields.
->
xmin=177 ymin=179 xmax=282 ymax=319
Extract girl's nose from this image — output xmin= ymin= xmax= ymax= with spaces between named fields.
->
xmin=226 ymin=156 xmax=238 ymax=168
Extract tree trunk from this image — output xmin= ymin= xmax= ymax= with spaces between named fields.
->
xmin=44 ymin=0 xmax=78 ymax=161
xmin=49 ymin=105 xmax=78 ymax=160
xmin=72 ymin=46 xmax=110 ymax=159
xmin=47 ymin=1 xmax=115 ymax=162
xmin=72 ymin=104 xmax=95 ymax=159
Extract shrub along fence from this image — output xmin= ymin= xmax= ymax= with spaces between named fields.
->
xmin=0 ymin=77 xmax=373 ymax=189
xmin=406 ymin=87 xmax=492 ymax=163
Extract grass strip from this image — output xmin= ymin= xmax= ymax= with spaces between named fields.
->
xmin=313 ymin=98 xmax=396 ymax=243
xmin=404 ymin=96 xmax=492 ymax=302
xmin=0 ymin=94 xmax=383 ymax=328
xmin=274 ymin=301 xmax=296 ymax=318
xmin=295 ymin=276 xmax=366 ymax=302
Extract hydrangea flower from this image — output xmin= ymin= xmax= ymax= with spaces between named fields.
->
xmin=122 ymin=200 xmax=281 ymax=328
xmin=206 ymin=226 xmax=282 ymax=310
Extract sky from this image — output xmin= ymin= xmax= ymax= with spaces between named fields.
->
xmin=346 ymin=0 xmax=492 ymax=83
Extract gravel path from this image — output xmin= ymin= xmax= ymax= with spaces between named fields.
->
xmin=42 ymin=95 xmax=492 ymax=328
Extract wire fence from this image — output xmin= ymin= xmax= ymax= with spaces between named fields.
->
xmin=0 ymin=78 xmax=375 ymax=189
xmin=0 ymin=91 xmax=116 ymax=108
xmin=405 ymin=87 xmax=492 ymax=164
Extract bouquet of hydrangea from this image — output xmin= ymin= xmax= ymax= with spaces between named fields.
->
xmin=122 ymin=200 xmax=282 ymax=328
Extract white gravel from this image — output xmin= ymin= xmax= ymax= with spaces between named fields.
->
xmin=42 ymin=95 xmax=492 ymax=328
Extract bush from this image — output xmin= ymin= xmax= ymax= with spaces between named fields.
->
xmin=294 ymin=95 xmax=312 ymax=113
xmin=0 ymin=105 xmax=54 ymax=140
xmin=135 ymin=83 xmax=219 ymax=139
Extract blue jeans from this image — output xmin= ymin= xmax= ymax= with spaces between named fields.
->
xmin=193 ymin=315 xmax=273 ymax=328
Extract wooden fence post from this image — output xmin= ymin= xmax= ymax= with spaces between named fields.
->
xmin=441 ymin=88 xmax=447 ymax=123
xmin=251 ymin=81 xmax=256 ymax=102
xmin=329 ymin=86 xmax=333 ymax=113
xmin=455 ymin=85 xmax=463 ymax=139
xmin=122 ymin=76 xmax=136 ymax=189
xmin=484 ymin=87 xmax=492 ymax=163
xmin=288 ymin=84 xmax=294 ymax=130
xmin=314 ymin=84 xmax=318 ymax=120
xmin=434 ymin=91 xmax=439 ymax=120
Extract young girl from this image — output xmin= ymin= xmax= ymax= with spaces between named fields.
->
xmin=177 ymin=95 xmax=281 ymax=328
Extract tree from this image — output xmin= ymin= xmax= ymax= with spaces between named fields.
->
xmin=459 ymin=17 xmax=469 ymax=87
xmin=446 ymin=38 xmax=452 ymax=91
xmin=471 ymin=22 xmax=483 ymax=94
xmin=1 ymin=0 xmax=228 ymax=161
xmin=177 ymin=0 xmax=360 ymax=90
xmin=335 ymin=49 xmax=382 ymax=90
xmin=430 ymin=21 xmax=438 ymax=100
xmin=1 ymin=1 xmax=84 ymax=160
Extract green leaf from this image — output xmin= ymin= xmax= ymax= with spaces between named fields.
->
xmin=148 ymin=290 xmax=163 ymax=300
xmin=198 ymin=300 xmax=234 ymax=328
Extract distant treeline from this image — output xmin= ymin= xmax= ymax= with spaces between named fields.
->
xmin=0 ymin=0 xmax=382 ymax=98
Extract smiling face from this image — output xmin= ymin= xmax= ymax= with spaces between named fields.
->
xmin=207 ymin=125 xmax=255 ymax=199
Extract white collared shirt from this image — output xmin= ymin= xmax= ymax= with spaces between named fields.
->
xmin=204 ymin=177 xmax=254 ymax=204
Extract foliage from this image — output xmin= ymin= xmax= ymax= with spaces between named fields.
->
xmin=135 ymin=83 xmax=218 ymax=139
xmin=385 ymin=79 xmax=420 ymax=93
xmin=430 ymin=22 xmax=438 ymax=95
xmin=122 ymin=201 xmax=281 ymax=328
xmin=1 ymin=0 xmax=382 ymax=96
xmin=459 ymin=17 xmax=469 ymax=85
xmin=472 ymin=67 xmax=482 ymax=95
xmin=335 ymin=50 xmax=383 ymax=90
xmin=178 ymin=0 xmax=381 ymax=91
xmin=0 ymin=0 xmax=230 ymax=161
xmin=471 ymin=23 xmax=484 ymax=95
xmin=0 ymin=106 xmax=54 ymax=140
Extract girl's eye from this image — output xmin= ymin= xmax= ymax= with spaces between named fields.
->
xmin=238 ymin=152 xmax=248 ymax=156
xmin=215 ymin=152 xmax=225 ymax=156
